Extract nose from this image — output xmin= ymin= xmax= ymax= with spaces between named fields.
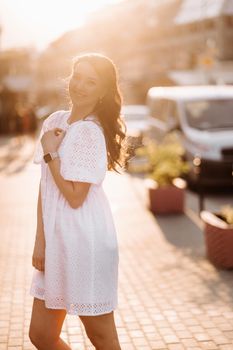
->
xmin=73 ymin=78 xmax=85 ymax=91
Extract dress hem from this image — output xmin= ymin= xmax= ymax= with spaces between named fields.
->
xmin=29 ymin=289 xmax=118 ymax=316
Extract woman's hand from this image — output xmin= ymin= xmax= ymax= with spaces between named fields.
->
xmin=41 ymin=128 xmax=66 ymax=153
xmin=32 ymin=234 xmax=46 ymax=272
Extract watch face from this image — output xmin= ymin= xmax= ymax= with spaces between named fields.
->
xmin=44 ymin=153 xmax=52 ymax=163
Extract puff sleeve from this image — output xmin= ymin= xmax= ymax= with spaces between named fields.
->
xmin=32 ymin=111 xmax=61 ymax=164
xmin=60 ymin=122 xmax=108 ymax=185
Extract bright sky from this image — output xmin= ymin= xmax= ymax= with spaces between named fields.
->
xmin=0 ymin=0 xmax=121 ymax=51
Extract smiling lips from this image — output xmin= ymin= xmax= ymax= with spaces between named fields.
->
xmin=74 ymin=91 xmax=87 ymax=97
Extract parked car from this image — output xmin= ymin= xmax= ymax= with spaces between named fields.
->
xmin=146 ymin=85 xmax=233 ymax=188
xmin=121 ymin=104 xmax=151 ymax=137
xmin=121 ymin=104 xmax=152 ymax=159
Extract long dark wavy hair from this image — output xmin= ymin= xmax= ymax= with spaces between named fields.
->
xmin=68 ymin=52 xmax=130 ymax=173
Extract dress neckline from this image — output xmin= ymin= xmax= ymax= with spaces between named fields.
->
xmin=65 ymin=111 xmax=98 ymax=127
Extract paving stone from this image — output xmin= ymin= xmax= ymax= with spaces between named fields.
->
xmin=1 ymin=135 xmax=233 ymax=349
xmin=198 ymin=340 xmax=218 ymax=349
xmin=219 ymin=345 xmax=233 ymax=350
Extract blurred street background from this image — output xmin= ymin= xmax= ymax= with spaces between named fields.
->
xmin=0 ymin=0 xmax=233 ymax=349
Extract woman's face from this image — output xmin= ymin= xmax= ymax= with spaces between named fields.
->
xmin=69 ymin=61 xmax=105 ymax=108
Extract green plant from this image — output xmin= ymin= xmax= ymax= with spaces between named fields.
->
xmin=135 ymin=135 xmax=190 ymax=186
xmin=219 ymin=205 xmax=233 ymax=225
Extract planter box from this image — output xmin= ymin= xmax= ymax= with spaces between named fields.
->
xmin=200 ymin=210 xmax=233 ymax=269
xmin=145 ymin=178 xmax=186 ymax=214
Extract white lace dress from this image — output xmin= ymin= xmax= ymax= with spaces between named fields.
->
xmin=29 ymin=110 xmax=119 ymax=316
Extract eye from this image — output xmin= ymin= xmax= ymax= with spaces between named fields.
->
xmin=87 ymin=80 xmax=96 ymax=86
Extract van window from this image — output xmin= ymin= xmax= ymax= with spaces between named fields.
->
xmin=184 ymin=99 xmax=233 ymax=130
xmin=147 ymin=97 xmax=179 ymax=127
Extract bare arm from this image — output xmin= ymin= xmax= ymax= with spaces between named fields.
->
xmin=47 ymin=157 xmax=91 ymax=209
xmin=32 ymin=180 xmax=46 ymax=271
xmin=36 ymin=180 xmax=45 ymax=240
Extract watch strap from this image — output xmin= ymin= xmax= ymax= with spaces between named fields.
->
xmin=43 ymin=151 xmax=59 ymax=163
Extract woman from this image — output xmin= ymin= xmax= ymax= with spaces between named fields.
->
xmin=29 ymin=53 xmax=128 ymax=350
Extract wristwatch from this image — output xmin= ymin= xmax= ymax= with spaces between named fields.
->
xmin=43 ymin=151 xmax=59 ymax=163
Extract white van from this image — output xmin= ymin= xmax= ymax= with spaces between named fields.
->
xmin=146 ymin=85 xmax=233 ymax=187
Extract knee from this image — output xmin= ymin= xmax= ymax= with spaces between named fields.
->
xmin=29 ymin=327 xmax=58 ymax=349
xmin=29 ymin=327 xmax=41 ymax=348
xmin=89 ymin=332 xmax=106 ymax=349
xmin=88 ymin=331 xmax=119 ymax=349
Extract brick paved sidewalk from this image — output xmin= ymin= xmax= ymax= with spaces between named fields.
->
xmin=0 ymin=136 xmax=233 ymax=350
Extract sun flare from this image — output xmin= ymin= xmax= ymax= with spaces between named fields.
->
xmin=0 ymin=0 xmax=118 ymax=50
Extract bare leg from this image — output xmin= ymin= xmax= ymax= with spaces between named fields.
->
xmin=29 ymin=297 xmax=72 ymax=350
xmin=38 ymin=338 xmax=71 ymax=350
xmin=79 ymin=311 xmax=121 ymax=350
